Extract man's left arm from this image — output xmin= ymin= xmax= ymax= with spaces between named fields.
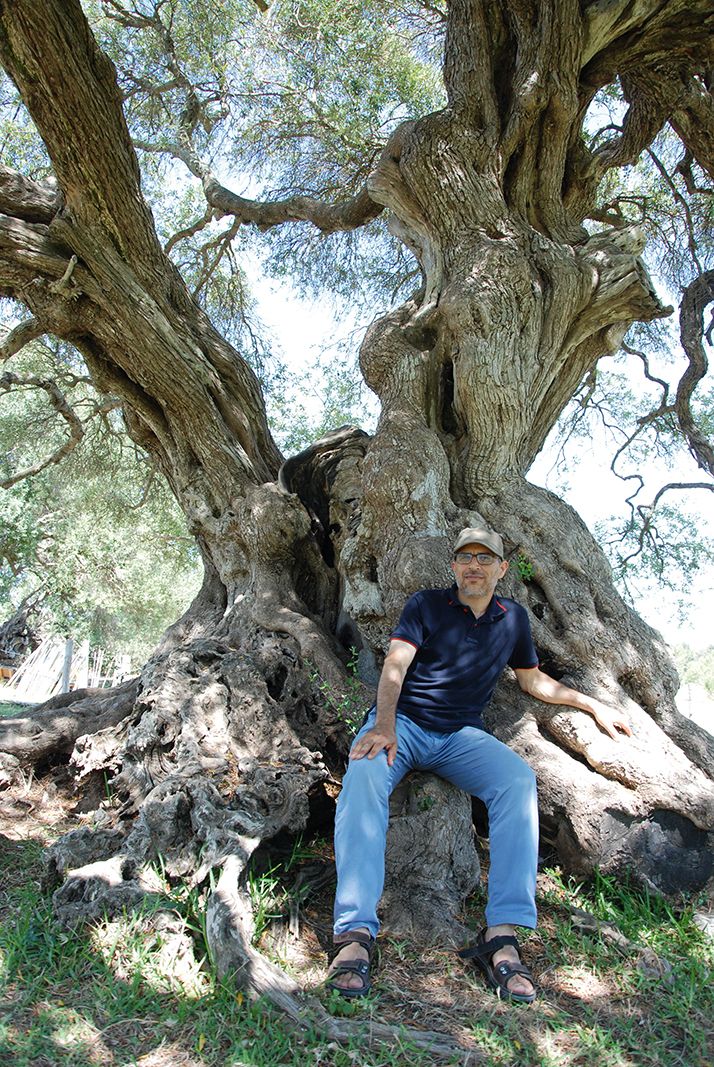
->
xmin=513 ymin=667 xmax=632 ymax=741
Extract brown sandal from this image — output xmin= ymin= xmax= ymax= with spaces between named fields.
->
xmin=325 ymin=929 xmax=376 ymax=999
xmin=459 ymin=929 xmax=536 ymax=1004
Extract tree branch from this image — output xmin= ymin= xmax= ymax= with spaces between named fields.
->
xmin=191 ymin=217 xmax=241 ymax=298
xmin=591 ymin=65 xmax=686 ymax=174
xmin=0 ymin=164 xmax=60 ymax=224
xmin=0 ymin=316 xmax=44 ymax=364
xmin=582 ymin=0 xmax=714 ymax=87
xmin=0 ymin=371 xmax=84 ymax=487
xmin=204 ymin=177 xmax=384 ymax=235
xmin=134 ymin=134 xmax=385 ymax=236
xmin=671 ymin=75 xmax=714 ymax=182
xmin=676 ymin=270 xmax=714 ymax=477
xmin=617 ymin=480 xmax=714 ymax=569
xmin=574 ymin=3 xmax=713 ymax=206
xmin=647 ymin=146 xmax=703 ymax=273
xmin=164 ymin=205 xmax=214 ymax=255
xmin=0 ymin=0 xmax=163 ymax=270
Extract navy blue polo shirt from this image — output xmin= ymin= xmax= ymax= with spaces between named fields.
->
xmin=390 ymin=585 xmax=539 ymax=732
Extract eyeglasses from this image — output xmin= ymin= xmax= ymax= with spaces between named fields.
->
xmin=454 ymin=551 xmax=500 ymax=566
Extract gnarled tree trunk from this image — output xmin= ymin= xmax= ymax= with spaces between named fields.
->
xmin=0 ymin=0 xmax=712 ymax=1014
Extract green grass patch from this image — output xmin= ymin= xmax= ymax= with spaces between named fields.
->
xmin=484 ymin=867 xmax=714 ymax=1067
xmin=1 ymin=823 xmax=712 ymax=1067
xmin=0 ymin=700 xmax=25 ymax=718
xmin=0 ymin=853 xmax=446 ymax=1066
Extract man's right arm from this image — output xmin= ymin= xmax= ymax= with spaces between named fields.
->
xmin=349 ymin=639 xmax=417 ymax=766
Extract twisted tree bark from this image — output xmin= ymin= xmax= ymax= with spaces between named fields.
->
xmin=0 ymin=0 xmax=712 ymax=1012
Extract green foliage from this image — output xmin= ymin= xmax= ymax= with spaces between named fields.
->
xmin=268 ymin=340 xmax=377 ymax=455
xmin=0 ymin=338 xmax=201 ymax=665
xmin=0 ymin=700 xmax=23 ymax=717
xmin=309 ymin=645 xmax=365 ymax=735
xmin=515 ymin=553 xmax=534 ymax=582
xmin=672 ymin=644 xmax=714 ymax=696
xmin=86 ymin=0 xmax=444 ymax=307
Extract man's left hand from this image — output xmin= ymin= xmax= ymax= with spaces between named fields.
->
xmin=587 ymin=700 xmax=632 ymax=740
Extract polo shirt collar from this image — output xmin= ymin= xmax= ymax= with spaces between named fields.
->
xmin=447 ymin=585 xmax=508 ymax=620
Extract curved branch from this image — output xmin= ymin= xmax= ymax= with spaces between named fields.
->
xmin=0 ymin=371 xmax=84 ymax=487
xmin=677 ymin=270 xmax=714 ymax=476
xmin=0 ymin=316 xmax=44 ymax=364
xmin=163 ymin=205 xmax=213 ymax=254
xmin=0 ymin=164 xmax=60 ymax=224
xmin=649 ymin=481 xmax=714 ymax=510
xmin=591 ymin=65 xmax=686 ymax=174
xmin=203 ymin=178 xmax=384 ymax=235
xmin=134 ymin=136 xmax=385 ymax=236
xmin=621 ymin=342 xmax=670 ymax=405
xmin=574 ymin=4 xmax=713 ymax=205
xmin=617 ymin=480 xmax=714 ymax=568
xmin=582 ymin=0 xmax=714 ymax=86
xmin=671 ymin=76 xmax=714 ymax=182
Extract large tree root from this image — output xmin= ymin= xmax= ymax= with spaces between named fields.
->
xmin=11 ymin=628 xmax=479 ymax=1060
xmin=206 ymin=855 xmax=474 ymax=1061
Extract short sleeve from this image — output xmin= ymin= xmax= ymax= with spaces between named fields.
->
xmin=391 ymin=592 xmax=426 ymax=650
xmin=507 ymin=605 xmax=539 ymax=669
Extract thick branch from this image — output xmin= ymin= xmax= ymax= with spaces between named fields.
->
xmin=671 ymin=77 xmax=714 ymax=182
xmin=582 ymin=0 xmax=714 ymax=87
xmin=135 ymin=135 xmax=385 ymax=236
xmin=0 ymin=316 xmax=43 ymax=363
xmin=0 ymin=164 xmax=60 ymax=224
xmin=677 ymin=270 xmax=714 ymax=476
xmin=443 ymin=0 xmax=500 ymax=130
xmin=592 ymin=65 xmax=688 ymax=174
xmin=0 ymin=0 xmax=163 ymax=272
xmin=204 ymin=178 xmax=383 ymax=235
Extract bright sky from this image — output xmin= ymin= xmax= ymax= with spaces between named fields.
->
xmin=253 ymin=272 xmax=713 ymax=651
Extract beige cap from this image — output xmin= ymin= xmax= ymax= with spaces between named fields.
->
xmin=454 ymin=526 xmax=505 ymax=559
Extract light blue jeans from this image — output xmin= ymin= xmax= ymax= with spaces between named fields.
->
xmin=333 ymin=709 xmax=539 ymax=937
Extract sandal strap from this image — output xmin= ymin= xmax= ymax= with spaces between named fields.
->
xmin=329 ymin=959 xmax=370 ymax=979
xmin=494 ymin=960 xmax=533 ymax=981
xmin=333 ymin=930 xmax=375 ymax=957
xmin=458 ymin=932 xmax=520 ymax=962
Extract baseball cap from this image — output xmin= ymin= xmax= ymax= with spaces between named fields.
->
xmin=453 ymin=527 xmax=504 ymax=559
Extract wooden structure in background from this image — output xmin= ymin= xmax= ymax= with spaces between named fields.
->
xmin=0 ymin=636 xmax=131 ymax=703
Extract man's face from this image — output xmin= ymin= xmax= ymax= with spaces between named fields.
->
xmin=450 ymin=542 xmax=508 ymax=601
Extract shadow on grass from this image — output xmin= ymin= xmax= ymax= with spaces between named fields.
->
xmin=1 ymin=824 xmax=713 ymax=1067
xmin=0 ymin=837 xmax=443 ymax=1067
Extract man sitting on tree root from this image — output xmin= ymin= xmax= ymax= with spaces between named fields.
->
xmin=326 ymin=527 xmax=631 ymax=1004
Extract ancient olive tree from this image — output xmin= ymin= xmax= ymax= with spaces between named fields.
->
xmin=0 ymin=0 xmax=713 ymax=1007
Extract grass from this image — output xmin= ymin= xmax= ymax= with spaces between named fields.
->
xmin=506 ymin=868 xmax=714 ymax=1067
xmin=1 ymin=800 xmax=712 ymax=1067
xmin=0 ymin=836 xmax=442 ymax=1067
xmin=0 ymin=700 xmax=26 ymax=718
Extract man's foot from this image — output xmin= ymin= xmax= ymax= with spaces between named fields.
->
xmin=326 ymin=928 xmax=373 ymax=997
xmin=484 ymin=925 xmax=535 ymax=1001
xmin=458 ymin=925 xmax=536 ymax=1004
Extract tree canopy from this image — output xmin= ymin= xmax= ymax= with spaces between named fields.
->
xmin=1 ymin=0 xmax=711 ymax=630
